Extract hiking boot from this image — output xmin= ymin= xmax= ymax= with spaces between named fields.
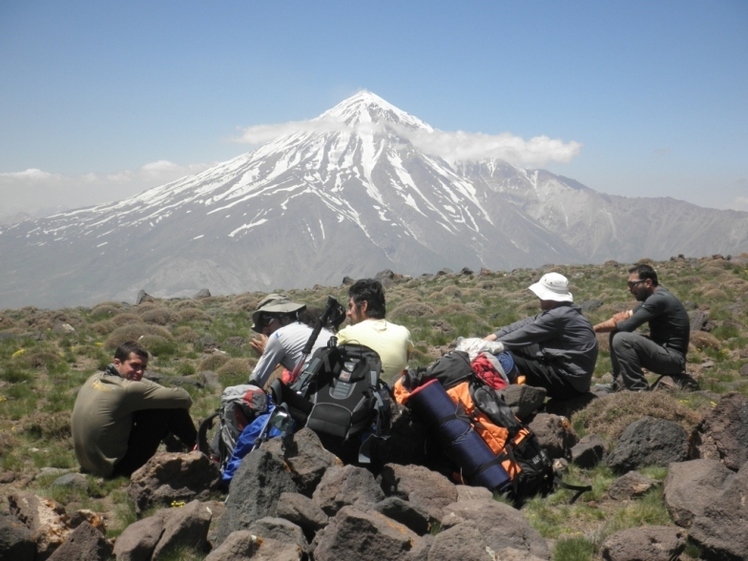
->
xmin=592 ymin=380 xmax=621 ymax=395
xmin=652 ymin=373 xmax=699 ymax=392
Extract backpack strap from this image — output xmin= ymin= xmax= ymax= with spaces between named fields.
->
xmin=197 ymin=410 xmax=219 ymax=456
xmin=553 ymin=475 xmax=592 ymax=504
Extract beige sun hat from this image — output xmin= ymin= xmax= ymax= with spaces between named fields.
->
xmin=528 ymin=272 xmax=573 ymax=303
xmin=251 ymin=294 xmax=306 ymax=331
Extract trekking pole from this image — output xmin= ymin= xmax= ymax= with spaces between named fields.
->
xmin=285 ymin=295 xmax=340 ymax=386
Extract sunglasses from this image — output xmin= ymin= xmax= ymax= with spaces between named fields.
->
xmin=627 ymin=279 xmax=647 ymax=288
xmin=262 ymin=315 xmax=278 ymax=327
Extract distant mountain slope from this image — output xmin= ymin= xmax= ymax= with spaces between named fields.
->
xmin=1 ymin=91 xmax=746 ymax=309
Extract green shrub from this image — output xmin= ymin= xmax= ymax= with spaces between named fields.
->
xmin=199 ymin=354 xmax=230 ymax=372
xmin=553 ymin=536 xmax=596 ymax=561
xmin=216 ymin=358 xmax=254 ymax=386
xmin=139 ymin=335 xmax=179 ymax=358
xmin=24 ymin=411 xmax=72 ymax=440
xmin=140 ymin=307 xmax=178 ymax=326
xmin=104 ymin=324 xmax=173 ymax=349
xmin=89 ymin=302 xmax=125 ymax=319
xmin=177 ymin=308 xmax=213 ymax=323
xmin=1 ymin=365 xmax=32 ymax=383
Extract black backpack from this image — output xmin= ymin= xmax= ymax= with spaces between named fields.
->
xmin=271 ymin=341 xmax=390 ymax=462
xmin=400 ymin=352 xmax=590 ymax=506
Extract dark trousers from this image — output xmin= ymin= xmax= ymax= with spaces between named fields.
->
xmin=510 ymin=345 xmax=581 ymax=401
xmin=112 ymin=408 xmax=197 ymax=477
xmin=609 ymin=331 xmax=686 ymax=391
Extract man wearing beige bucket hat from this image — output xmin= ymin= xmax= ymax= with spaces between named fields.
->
xmin=483 ymin=272 xmax=598 ymax=400
xmin=248 ymin=294 xmax=333 ymax=388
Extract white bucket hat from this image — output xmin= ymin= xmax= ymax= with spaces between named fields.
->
xmin=528 ymin=273 xmax=573 ymax=303
xmin=251 ymin=294 xmax=306 ymax=331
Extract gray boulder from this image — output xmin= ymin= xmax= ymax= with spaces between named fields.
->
xmin=689 ymin=460 xmax=748 ymax=560
xmin=313 ymin=506 xmax=420 ymax=561
xmin=126 ymin=451 xmax=221 ymax=514
xmin=0 ymin=512 xmax=36 ymax=561
xmin=545 ymin=392 xmax=597 ymax=420
xmin=151 ymin=500 xmax=212 ymax=560
xmin=371 ymin=497 xmax=433 ymax=536
xmin=46 ymin=521 xmax=112 ymax=561
xmin=663 ymin=459 xmax=735 ymax=527
xmin=571 ymin=434 xmax=606 ymax=468
xmin=247 ymin=517 xmax=309 ymax=558
xmin=440 ymin=498 xmax=551 ymax=560
xmin=606 ymin=417 xmax=689 ymax=473
xmin=312 ymin=464 xmax=385 ymax=516
xmin=454 ymin=484 xmax=495 ymax=502
xmin=112 ymin=500 xmax=212 ymax=561
xmin=500 ymin=385 xmax=547 ymax=421
xmin=379 ymin=463 xmax=459 ymax=520
xmin=112 ymin=514 xmax=164 ymax=561
xmin=600 ymin=525 xmax=686 ymax=561
xmin=274 ymin=492 xmax=329 ymax=536
xmin=262 ymin=428 xmax=342 ymax=496
xmin=527 ymin=413 xmax=578 ymax=460
xmin=427 ymin=523 xmax=494 ymax=561
xmin=213 ymin=448 xmax=298 ymax=545
xmin=607 ymin=471 xmax=659 ymax=500
xmin=204 ymin=530 xmax=304 ymax=561
xmin=690 ymin=392 xmax=748 ymax=471
xmin=8 ymin=491 xmax=72 ymax=560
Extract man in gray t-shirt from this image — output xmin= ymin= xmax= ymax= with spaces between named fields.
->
xmin=248 ymin=295 xmax=332 ymax=388
xmin=594 ymin=264 xmax=690 ymax=391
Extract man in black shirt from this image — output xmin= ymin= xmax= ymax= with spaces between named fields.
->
xmin=593 ymin=264 xmax=691 ymax=391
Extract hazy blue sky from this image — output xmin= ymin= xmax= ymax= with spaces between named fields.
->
xmin=1 ymin=1 xmax=746 ymax=219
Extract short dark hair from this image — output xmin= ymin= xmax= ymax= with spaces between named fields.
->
xmin=114 ymin=341 xmax=149 ymax=362
xmin=628 ymin=264 xmax=659 ymax=286
xmin=349 ymin=278 xmax=386 ymax=319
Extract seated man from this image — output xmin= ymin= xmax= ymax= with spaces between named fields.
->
xmin=248 ymin=295 xmax=334 ymax=388
xmin=336 ymin=278 xmax=413 ymax=382
xmin=71 ymin=341 xmax=196 ymax=477
xmin=593 ymin=264 xmax=690 ymax=391
xmin=484 ymin=272 xmax=598 ymax=400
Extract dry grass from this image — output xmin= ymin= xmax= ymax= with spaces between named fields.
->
xmin=573 ymin=391 xmax=705 ymax=444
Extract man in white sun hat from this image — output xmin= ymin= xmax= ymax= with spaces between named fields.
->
xmin=483 ymin=272 xmax=598 ymax=399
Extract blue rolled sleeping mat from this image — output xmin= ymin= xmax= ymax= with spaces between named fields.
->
xmin=407 ymin=378 xmax=511 ymax=492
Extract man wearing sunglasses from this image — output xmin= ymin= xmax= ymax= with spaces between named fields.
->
xmin=248 ymin=295 xmax=334 ymax=388
xmin=593 ymin=264 xmax=691 ymax=391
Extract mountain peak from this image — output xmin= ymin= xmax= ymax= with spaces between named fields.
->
xmin=318 ymin=90 xmax=432 ymax=132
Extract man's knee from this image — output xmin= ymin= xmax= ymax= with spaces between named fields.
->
xmin=610 ymin=331 xmax=640 ymax=353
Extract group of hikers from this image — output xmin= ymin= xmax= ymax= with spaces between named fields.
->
xmin=71 ymin=264 xmax=692 ymax=479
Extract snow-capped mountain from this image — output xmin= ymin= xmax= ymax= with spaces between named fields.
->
xmin=1 ymin=91 xmax=747 ymax=309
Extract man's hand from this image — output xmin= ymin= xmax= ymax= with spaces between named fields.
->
xmin=612 ymin=310 xmax=632 ymax=323
xmin=593 ymin=310 xmax=632 ymax=333
xmin=249 ymin=334 xmax=268 ymax=357
xmin=483 ymin=333 xmax=498 ymax=342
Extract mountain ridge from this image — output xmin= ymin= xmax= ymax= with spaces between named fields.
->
xmin=1 ymin=91 xmax=746 ymax=309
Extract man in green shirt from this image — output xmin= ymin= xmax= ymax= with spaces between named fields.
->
xmin=71 ymin=341 xmax=197 ymax=477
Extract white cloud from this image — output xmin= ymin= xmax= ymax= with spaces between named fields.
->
xmin=0 ymin=160 xmax=214 ymax=219
xmin=0 ymin=168 xmax=61 ymax=182
xmin=235 ymin=119 xmax=348 ymax=144
xmin=732 ymin=196 xmax=748 ymax=211
xmin=405 ymin=128 xmax=582 ymax=166
xmin=234 ymin=118 xmax=581 ymax=167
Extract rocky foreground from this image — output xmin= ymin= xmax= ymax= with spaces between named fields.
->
xmin=2 ymin=385 xmax=748 ymax=561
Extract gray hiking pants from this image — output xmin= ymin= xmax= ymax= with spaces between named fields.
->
xmin=609 ymin=331 xmax=686 ymax=391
